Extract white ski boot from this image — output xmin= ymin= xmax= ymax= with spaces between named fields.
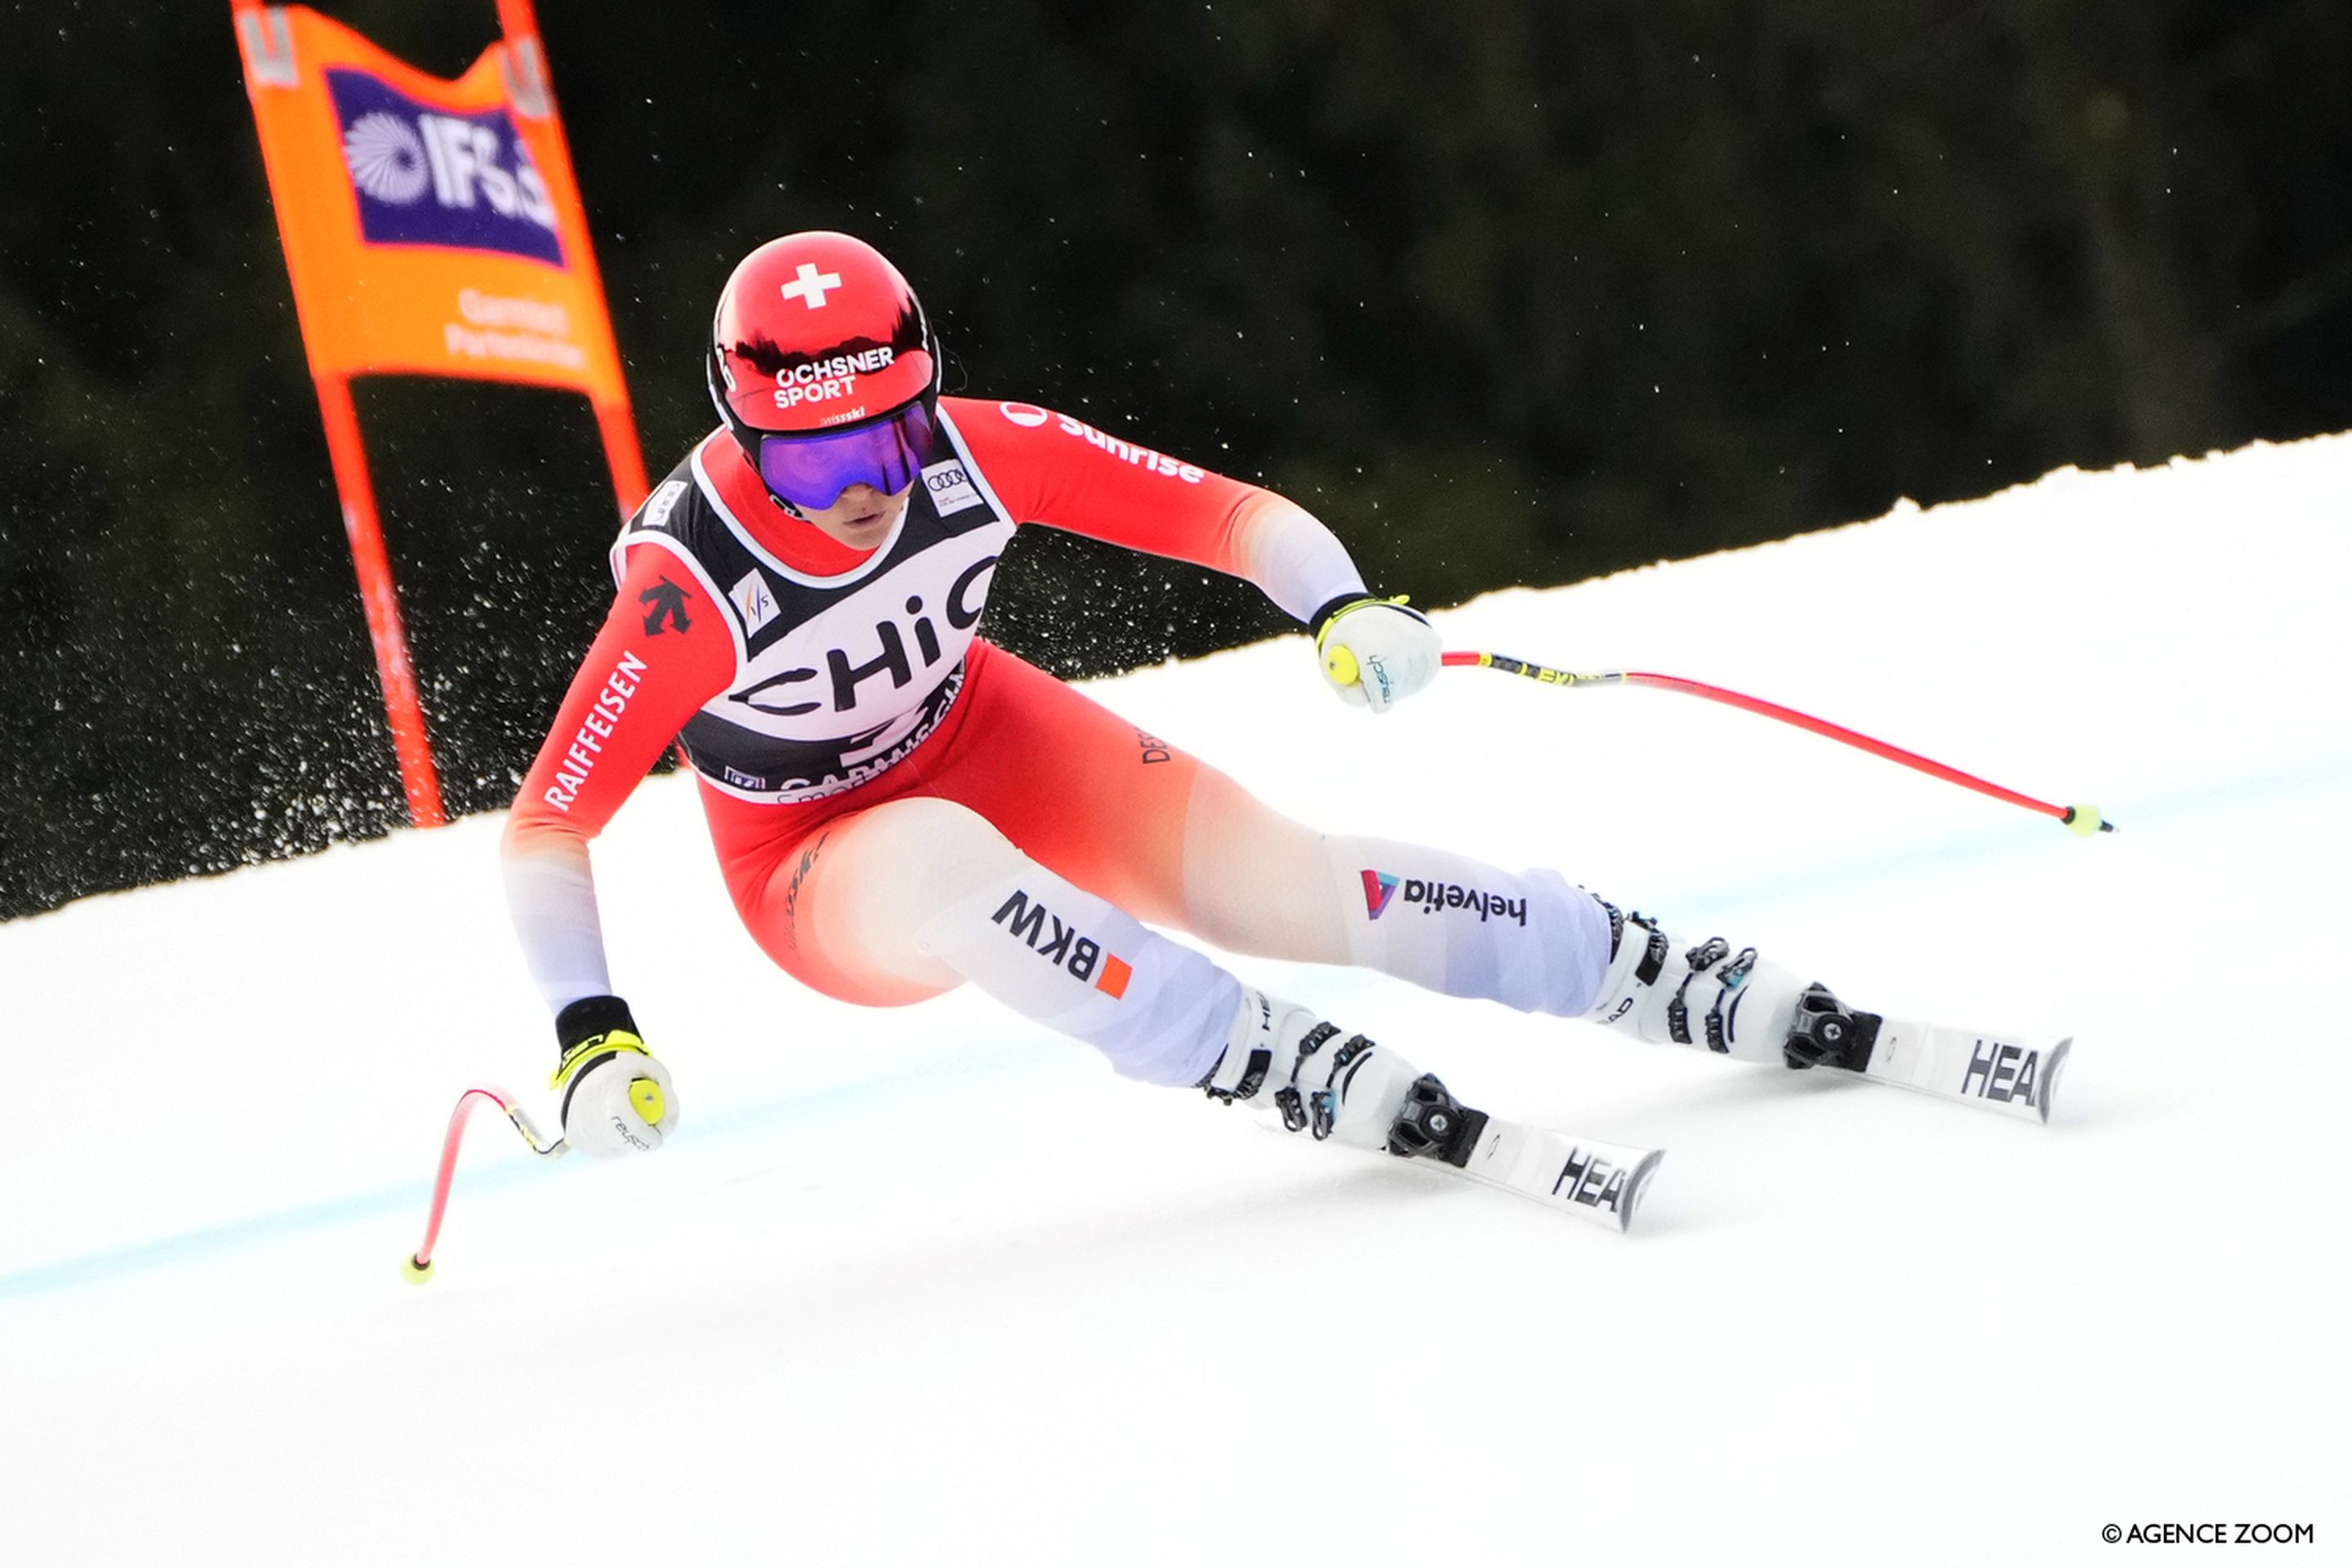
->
xmin=1203 ymin=989 xmax=1681 ymax=1225
xmin=1200 ymin=989 xmax=1481 ymax=1161
xmin=1581 ymin=898 xmax=1869 ymax=1069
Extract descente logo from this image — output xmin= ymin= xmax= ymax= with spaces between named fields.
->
xmin=991 ymin=889 xmax=1134 ymax=998
xmin=1360 ymin=869 xmax=1528 ymax=925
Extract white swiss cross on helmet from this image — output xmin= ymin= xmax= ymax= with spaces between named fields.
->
xmin=707 ymin=231 xmax=939 ymax=438
xmin=777 ymin=261 xmax=843 ymax=309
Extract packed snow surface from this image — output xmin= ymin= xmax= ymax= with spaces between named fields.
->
xmin=7 ymin=438 xmax=2348 ymax=1566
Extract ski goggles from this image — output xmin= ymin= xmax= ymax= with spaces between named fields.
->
xmin=755 ymin=401 xmax=938 ymax=513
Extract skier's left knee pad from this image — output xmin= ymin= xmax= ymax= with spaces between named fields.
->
xmin=1579 ymin=898 xmax=1814 ymax=1065
xmin=849 ymin=796 xmax=1030 ymax=901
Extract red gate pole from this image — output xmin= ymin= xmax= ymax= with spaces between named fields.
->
xmin=497 ymin=0 xmax=650 ymax=519
xmin=314 ymin=373 xmax=448 ymax=827
xmin=593 ymin=398 xmax=652 ymax=517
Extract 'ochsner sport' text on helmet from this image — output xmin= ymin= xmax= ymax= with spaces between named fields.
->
xmin=707 ymin=231 xmax=939 ymax=449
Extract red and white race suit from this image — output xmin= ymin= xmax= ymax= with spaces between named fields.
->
xmin=504 ymin=397 xmax=1612 ymax=1085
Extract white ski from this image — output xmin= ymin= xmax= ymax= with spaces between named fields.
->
xmin=1380 ymin=1076 xmax=1664 ymax=1232
xmin=1440 ymin=1116 xmax=1664 ymax=1232
xmin=1846 ymin=1015 xmax=2071 ymax=1125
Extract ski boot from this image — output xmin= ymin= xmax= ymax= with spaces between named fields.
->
xmin=1580 ymin=898 xmax=1876 ymax=1071
xmin=1203 ymin=990 xmax=1677 ymax=1227
xmin=1200 ymin=989 xmax=1483 ymax=1164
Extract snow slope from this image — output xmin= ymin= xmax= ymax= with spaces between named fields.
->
xmin=6 ymin=437 xmax=2348 ymax=1566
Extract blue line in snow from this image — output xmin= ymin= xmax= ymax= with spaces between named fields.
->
xmin=0 ymin=1048 xmax=1061 ymax=1307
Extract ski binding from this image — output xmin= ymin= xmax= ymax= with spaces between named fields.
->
xmin=1785 ymin=989 xmax=2071 ymax=1124
xmin=1388 ymin=1076 xmax=1663 ymax=1232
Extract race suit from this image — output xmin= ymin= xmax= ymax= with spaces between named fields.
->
xmin=503 ymin=396 xmax=1612 ymax=1085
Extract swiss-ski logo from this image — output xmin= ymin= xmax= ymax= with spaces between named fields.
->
xmin=991 ymin=889 xmax=1133 ymax=999
xmin=1960 ymin=1039 xmax=2043 ymax=1107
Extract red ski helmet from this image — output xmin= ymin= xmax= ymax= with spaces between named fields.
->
xmin=706 ymin=232 xmax=943 ymax=510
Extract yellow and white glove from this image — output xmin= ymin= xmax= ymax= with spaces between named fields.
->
xmin=552 ymin=996 xmax=679 ymax=1158
xmin=1312 ymin=595 xmax=1441 ymax=714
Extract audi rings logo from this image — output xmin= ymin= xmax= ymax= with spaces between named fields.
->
xmin=341 ymin=113 xmax=430 ymax=203
xmin=998 ymin=402 xmax=1050 ymax=428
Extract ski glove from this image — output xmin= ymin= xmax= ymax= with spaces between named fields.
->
xmin=552 ymin=995 xmax=679 ymax=1157
xmin=1312 ymin=595 xmax=1441 ymax=714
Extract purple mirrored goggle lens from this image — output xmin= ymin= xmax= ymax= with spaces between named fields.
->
xmin=756 ymin=403 xmax=937 ymax=512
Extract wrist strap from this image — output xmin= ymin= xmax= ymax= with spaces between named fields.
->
xmin=555 ymin=994 xmax=639 ymax=1054
xmin=1307 ymin=587 xmax=1411 ymax=639
xmin=1312 ymin=593 xmax=1419 ymax=646
xmin=1309 ymin=593 xmax=1368 ymax=637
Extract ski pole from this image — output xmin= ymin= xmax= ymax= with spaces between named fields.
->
xmin=1432 ymin=648 xmax=2114 ymax=835
xmin=1325 ymin=642 xmax=2114 ymax=834
xmin=405 ymin=1087 xmax=565 ymax=1283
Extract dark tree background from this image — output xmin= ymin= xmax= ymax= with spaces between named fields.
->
xmin=2 ymin=1 xmax=2348 ymax=920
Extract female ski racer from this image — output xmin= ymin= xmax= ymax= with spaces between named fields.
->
xmin=503 ymin=230 xmax=1869 ymax=1166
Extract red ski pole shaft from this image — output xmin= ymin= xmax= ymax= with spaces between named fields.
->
xmin=1440 ymin=649 xmax=2115 ymax=835
xmin=406 ymin=1087 xmax=564 ymax=1283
